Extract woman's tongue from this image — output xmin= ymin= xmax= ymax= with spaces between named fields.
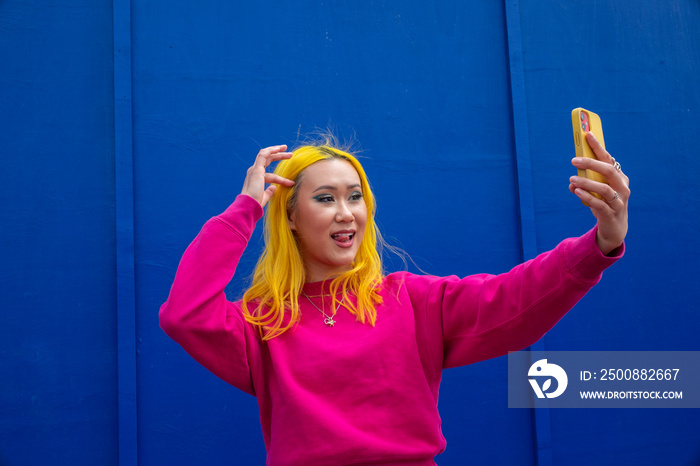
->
xmin=332 ymin=233 xmax=352 ymax=243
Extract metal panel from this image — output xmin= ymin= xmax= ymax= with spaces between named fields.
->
xmin=519 ymin=1 xmax=700 ymax=465
xmin=0 ymin=1 xmax=118 ymax=464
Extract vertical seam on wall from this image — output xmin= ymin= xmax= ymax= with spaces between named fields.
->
xmin=114 ymin=0 xmax=138 ymax=464
xmin=504 ymin=1 xmax=553 ymax=466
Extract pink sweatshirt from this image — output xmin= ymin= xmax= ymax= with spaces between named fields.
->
xmin=160 ymin=194 xmax=623 ymax=465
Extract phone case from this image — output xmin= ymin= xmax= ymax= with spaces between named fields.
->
xmin=571 ymin=107 xmax=607 ymax=201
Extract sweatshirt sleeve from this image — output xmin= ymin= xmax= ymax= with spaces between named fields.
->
xmin=406 ymin=227 xmax=624 ymax=370
xmin=159 ymin=194 xmax=264 ymax=395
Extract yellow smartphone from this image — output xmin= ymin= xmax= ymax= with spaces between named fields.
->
xmin=571 ymin=107 xmax=607 ymax=201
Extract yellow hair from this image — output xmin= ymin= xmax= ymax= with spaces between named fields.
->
xmin=241 ymin=143 xmax=384 ymax=340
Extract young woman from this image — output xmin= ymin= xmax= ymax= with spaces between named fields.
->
xmin=160 ymin=132 xmax=629 ymax=465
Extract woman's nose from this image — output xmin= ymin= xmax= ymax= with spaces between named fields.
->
xmin=335 ymin=202 xmax=354 ymax=222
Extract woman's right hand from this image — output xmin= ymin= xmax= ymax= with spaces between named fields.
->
xmin=241 ymin=145 xmax=295 ymax=208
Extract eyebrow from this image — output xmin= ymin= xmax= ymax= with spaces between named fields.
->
xmin=312 ymin=183 xmax=362 ymax=193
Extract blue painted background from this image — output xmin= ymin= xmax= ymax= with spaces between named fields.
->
xmin=1 ymin=1 xmax=698 ymax=465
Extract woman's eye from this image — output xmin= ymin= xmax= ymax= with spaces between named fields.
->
xmin=350 ymin=192 xmax=363 ymax=201
xmin=314 ymin=194 xmax=334 ymax=203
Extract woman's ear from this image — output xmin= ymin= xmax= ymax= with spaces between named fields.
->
xmin=287 ymin=210 xmax=296 ymax=231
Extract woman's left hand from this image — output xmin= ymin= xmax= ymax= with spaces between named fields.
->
xmin=569 ymin=131 xmax=630 ymax=255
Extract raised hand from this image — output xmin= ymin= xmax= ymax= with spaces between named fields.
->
xmin=241 ymin=145 xmax=295 ymax=208
xmin=569 ymin=132 xmax=630 ymax=255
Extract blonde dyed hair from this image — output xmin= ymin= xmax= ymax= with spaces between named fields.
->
xmin=242 ymin=141 xmax=384 ymax=340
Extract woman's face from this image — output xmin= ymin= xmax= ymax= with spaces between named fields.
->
xmin=288 ymin=158 xmax=368 ymax=282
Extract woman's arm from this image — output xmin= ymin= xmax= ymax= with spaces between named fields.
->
xmin=410 ymin=136 xmax=628 ymax=369
xmin=159 ymin=146 xmax=294 ymax=393
xmin=434 ymin=227 xmax=623 ymax=368
xmin=159 ymin=195 xmax=262 ymax=393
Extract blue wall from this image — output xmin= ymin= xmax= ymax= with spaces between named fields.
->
xmin=1 ymin=1 xmax=698 ymax=465
xmin=0 ymin=1 xmax=117 ymax=464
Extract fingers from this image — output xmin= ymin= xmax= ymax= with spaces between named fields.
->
xmin=571 ymin=153 xmax=629 ymax=199
xmin=570 ymin=179 xmax=629 ymax=254
xmin=585 ymin=132 xmax=612 ymax=163
xmin=261 ymin=184 xmax=278 ymax=207
xmin=569 ymin=176 xmax=622 ymax=206
xmin=253 ymin=145 xmax=293 ymax=169
xmin=248 ymin=145 xmax=294 ymax=184
xmin=264 ymin=172 xmax=295 ymax=187
xmin=570 ymin=133 xmax=630 ymax=254
xmin=570 ymin=149 xmax=630 ymax=210
xmin=584 ymin=132 xmax=628 ymax=178
xmin=241 ymin=145 xmax=295 ymax=208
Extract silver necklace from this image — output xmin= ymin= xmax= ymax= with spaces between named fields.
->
xmin=301 ymin=291 xmax=343 ymax=327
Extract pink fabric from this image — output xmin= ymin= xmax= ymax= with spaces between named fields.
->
xmin=160 ymin=194 xmax=623 ymax=465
